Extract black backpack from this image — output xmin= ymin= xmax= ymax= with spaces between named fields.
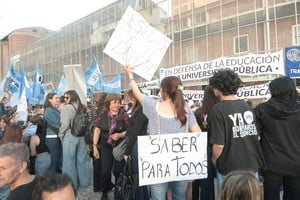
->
xmin=70 ymin=104 xmax=88 ymax=137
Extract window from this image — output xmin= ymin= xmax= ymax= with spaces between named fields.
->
xmin=182 ymin=16 xmax=191 ymax=29
xmin=293 ymin=25 xmax=300 ymax=45
xmin=194 ymin=11 xmax=207 ymax=25
xmin=173 ymin=18 xmax=180 ymax=31
xmin=234 ymin=35 xmax=249 ymax=53
xmin=186 ymin=45 xmax=198 ymax=63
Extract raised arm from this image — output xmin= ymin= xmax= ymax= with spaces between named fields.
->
xmin=124 ymin=65 xmax=145 ymax=104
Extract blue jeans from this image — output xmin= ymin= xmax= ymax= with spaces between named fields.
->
xmin=216 ymin=171 xmax=225 ymax=198
xmin=62 ymin=133 xmax=91 ymax=189
xmin=46 ymin=137 xmax=62 ymax=172
xmin=150 ymin=181 xmax=188 ymax=200
xmin=35 ymin=152 xmax=51 ymax=176
xmin=0 ymin=185 xmax=10 ymax=200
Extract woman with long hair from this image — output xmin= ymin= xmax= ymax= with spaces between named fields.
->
xmin=29 ymin=114 xmax=51 ymax=176
xmin=59 ymin=90 xmax=91 ymax=189
xmin=125 ymin=65 xmax=201 ymax=200
xmin=0 ymin=123 xmax=23 ymax=145
xmin=124 ymin=89 xmax=149 ymax=199
xmin=192 ymin=85 xmax=219 ymax=200
xmin=43 ymin=92 xmax=62 ymax=173
xmin=92 ymin=92 xmax=107 ymax=193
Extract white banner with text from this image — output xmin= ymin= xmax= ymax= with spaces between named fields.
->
xmin=138 ymin=132 xmax=208 ymax=186
xmin=160 ymin=51 xmax=285 ymax=81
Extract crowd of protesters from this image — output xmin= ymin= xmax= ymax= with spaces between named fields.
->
xmin=0 ymin=68 xmax=299 ymax=200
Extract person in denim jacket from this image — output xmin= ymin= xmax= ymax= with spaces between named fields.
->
xmin=44 ymin=93 xmax=62 ymax=173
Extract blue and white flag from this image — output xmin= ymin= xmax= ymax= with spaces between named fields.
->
xmin=56 ymin=74 xmax=70 ymax=97
xmin=8 ymin=65 xmax=21 ymax=93
xmin=85 ymin=56 xmax=102 ymax=86
xmin=15 ymin=67 xmax=28 ymax=123
xmin=102 ymin=74 xmax=121 ymax=94
xmin=0 ymin=65 xmax=21 ymax=95
xmin=32 ymin=65 xmax=46 ymax=105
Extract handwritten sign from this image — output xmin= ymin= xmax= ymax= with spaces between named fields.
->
xmin=104 ymin=6 xmax=171 ymax=81
xmin=138 ymin=132 xmax=207 ymax=186
xmin=160 ymin=51 xmax=285 ymax=81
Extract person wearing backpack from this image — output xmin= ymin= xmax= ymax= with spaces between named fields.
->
xmin=59 ymin=90 xmax=91 ymax=189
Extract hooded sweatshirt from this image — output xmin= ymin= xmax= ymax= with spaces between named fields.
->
xmin=254 ymin=96 xmax=300 ymax=176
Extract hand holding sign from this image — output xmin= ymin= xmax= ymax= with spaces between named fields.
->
xmin=104 ymin=6 xmax=172 ymax=81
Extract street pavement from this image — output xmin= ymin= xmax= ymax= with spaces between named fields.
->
xmin=77 ymin=186 xmax=114 ymax=200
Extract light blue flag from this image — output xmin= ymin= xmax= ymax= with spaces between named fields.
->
xmin=85 ymin=56 xmax=102 ymax=95
xmin=94 ymin=74 xmax=103 ymax=91
xmin=8 ymin=65 xmax=21 ymax=93
xmin=85 ymin=56 xmax=102 ymax=85
xmin=32 ymin=65 xmax=45 ymax=105
xmin=15 ymin=67 xmax=28 ymax=123
xmin=56 ymin=74 xmax=70 ymax=97
xmin=102 ymin=74 xmax=121 ymax=94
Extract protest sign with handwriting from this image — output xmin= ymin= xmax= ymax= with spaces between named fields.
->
xmin=138 ymin=132 xmax=207 ymax=186
xmin=104 ymin=6 xmax=171 ymax=81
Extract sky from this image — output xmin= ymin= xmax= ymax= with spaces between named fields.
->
xmin=0 ymin=0 xmax=117 ymax=39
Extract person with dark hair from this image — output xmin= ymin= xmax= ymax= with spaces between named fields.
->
xmin=93 ymin=93 xmax=129 ymax=200
xmin=0 ymin=116 xmax=8 ymax=139
xmin=0 ymin=123 xmax=23 ymax=145
xmin=125 ymin=65 xmax=201 ymax=200
xmin=220 ymin=170 xmax=263 ymax=200
xmin=254 ymin=76 xmax=300 ymax=200
xmin=59 ymin=90 xmax=91 ymax=189
xmin=0 ymin=143 xmax=38 ymax=200
xmin=91 ymin=92 xmax=107 ymax=193
xmin=43 ymin=92 xmax=62 ymax=173
xmin=193 ymin=85 xmax=219 ymax=200
xmin=29 ymin=114 xmax=50 ymax=176
xmin=208 ymin=69 xmax=265 ymax=197
xmin=32 ymin=172 xmax=76 ymax=200
xmin=124 ymin=89 xmax=149 ymax=199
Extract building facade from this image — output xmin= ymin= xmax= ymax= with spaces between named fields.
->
xmin=0 ymin=0 xmax=299 ymax=90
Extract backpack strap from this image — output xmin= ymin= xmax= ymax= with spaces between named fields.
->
xmin=71 ymin=104 xmax=77 ymax=113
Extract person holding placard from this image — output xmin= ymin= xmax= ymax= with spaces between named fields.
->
xmin=125 ymin=65 xmax=201 ymax=200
